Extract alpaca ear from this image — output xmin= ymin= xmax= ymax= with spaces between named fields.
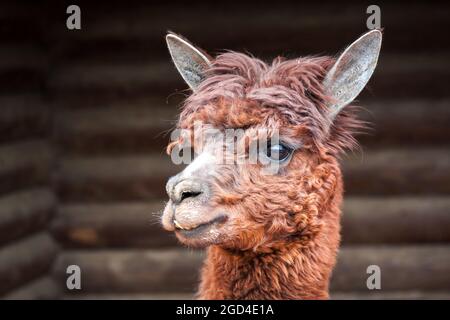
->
xmin=166 ymin=33 xmax=212 ymax=91
xmin=323 ymin=30 xmax=382 ymax=120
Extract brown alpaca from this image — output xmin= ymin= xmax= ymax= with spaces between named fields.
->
xmin=162 ymin=31 xmax=382 ymax=299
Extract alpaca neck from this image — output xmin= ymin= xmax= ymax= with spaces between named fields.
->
xmin=197 ymin=161 xmax=342 ymax=300
xmin=198 ymin=233 xmax=338 ymax=299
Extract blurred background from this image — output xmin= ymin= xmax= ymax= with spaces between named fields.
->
xmin=0 ymin=0 xmax=449 ymax=299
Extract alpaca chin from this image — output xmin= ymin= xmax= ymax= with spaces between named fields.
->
xmin=174 ymin=214 xmax=228 ymax=248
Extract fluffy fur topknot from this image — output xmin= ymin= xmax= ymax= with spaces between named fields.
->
xmin=179 ymin=52 xmax=365 ymax=155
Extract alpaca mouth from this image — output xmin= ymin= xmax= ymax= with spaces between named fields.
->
xmin=174 ymin=215 xmax=227 ymax=238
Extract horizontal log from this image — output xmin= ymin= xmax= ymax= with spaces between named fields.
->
xmin=53 ymin=245 xmax=450 ymax=294
xmin=55 ymin=107 xmax=176 ymax=134
xmin=49 ymin=54 xmax=450 ymax=100
xmin=330 ymin=245 xmax=450 ymax=292
xmin=342 ymin=197 xmax=450 ymax=244
xmin=63 ymin=293 xmax=194 ymax=300
xmin=359 ymin=99 xmax=450 ymax=146
xmin=51 ymin=202 xmax=177 ymax=248
xmin=0 ymin=140 xmax=53 ymax=195
xmin=51 ymin=91 xmax=183 ymax=110
xmin=0 ymin=41 xmax=45 ymax=95
xmin=2 ymin=276 xmax=60 ymax=300
xmin=0 ymin=45 xmax=46 ymax=72
xmin=51 ymin=197 xmax=450 ymax=248
xmin=57 ymin=148 xmax=450 ymax=202
xmin=0 ymin=232 xmax=59 ymax=295
xmin=57 ymin=155 xmax=177 ymax=202
xmin=54 ymin=106 xmax=176 ymax=154
xmin=0 ymin=188 xmax=55 ymax=245
xmin=49 ymin=62 xmax=172 ymax=96
xmin=53 ymin=249 xmax=204 ymax=293
xmin=342 ymin=148 xmax=450 ymax=195
xmin=0 ymin=94 xmax=49 ymax=143
xmin=53 ymin=99 xmax=450 ymax=156
xmin=0 ymin=67 xmax=44 ymax=94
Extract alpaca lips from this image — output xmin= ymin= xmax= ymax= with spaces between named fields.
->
xmin=173 ymin=215 xmax=227 ymax=238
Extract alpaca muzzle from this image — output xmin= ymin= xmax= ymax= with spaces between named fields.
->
xmin=163 ymin=175 xmax=228 ymax=246
xmin=165 ymin=176 xmax=212 ymax=228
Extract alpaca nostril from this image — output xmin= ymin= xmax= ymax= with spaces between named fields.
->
xmin=180 ymin=191 xmax=202 ymax=202
xmin=168 ymin=178 xmax=207 ymax=204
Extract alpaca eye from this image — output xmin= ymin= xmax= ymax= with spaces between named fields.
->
xmin=267 ymin=143 xmax=292 ymax=162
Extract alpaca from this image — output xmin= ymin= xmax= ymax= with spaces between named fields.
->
xmin=161 ymin=30 xmax=382 ymax=299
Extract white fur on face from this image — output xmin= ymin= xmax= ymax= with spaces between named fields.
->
xmin=181 ymin=149 xmax=217 ymax=179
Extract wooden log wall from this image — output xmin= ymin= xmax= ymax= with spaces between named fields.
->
xmin=2 ymin=0 xmax=450 ymax=299
xmin=0 ymin=2 xmax=60 ymax=299
xmin=49 ymin=0 xmax=450 ymax=299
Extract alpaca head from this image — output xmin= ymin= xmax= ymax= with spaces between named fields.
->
xmin=162 ymin=31 xmax=382 ymax=250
